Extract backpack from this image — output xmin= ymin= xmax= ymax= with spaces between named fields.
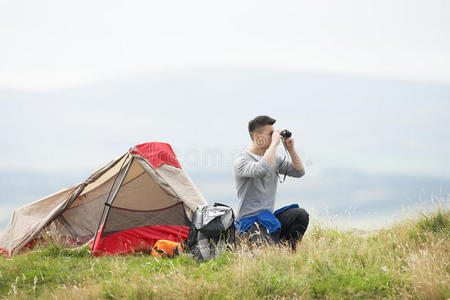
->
xmin=186 ymin=203 xmax=236 ymax=261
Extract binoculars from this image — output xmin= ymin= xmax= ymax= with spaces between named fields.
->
xmin=280 ymin=130 xmax=292 ymax=138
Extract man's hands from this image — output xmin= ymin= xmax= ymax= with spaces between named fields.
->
xmin=265 ymin=128 xmax=302 ymax=170
xmin=270 ymin=129 xmax=283 ymax=147
xmin=271 ymin=129 xmax=294 ymax=151
xmin=284 ymin=137 xmax=295 ymax=151
xmin=270 ymin=129 xmax=303 ymax=171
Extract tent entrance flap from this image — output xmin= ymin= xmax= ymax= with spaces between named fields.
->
xmin=92 ymin=155 xmax=133 ymax=252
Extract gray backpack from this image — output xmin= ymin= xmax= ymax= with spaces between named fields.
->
xmin=186 ymin=203 xmax=236 ymax=260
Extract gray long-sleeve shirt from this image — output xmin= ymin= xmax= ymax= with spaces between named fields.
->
xmin=233 ymin=150 xmax=305 ymax=220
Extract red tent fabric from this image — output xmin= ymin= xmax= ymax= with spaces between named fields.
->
xmin=130 ymin=142 xmax=182 ymax=169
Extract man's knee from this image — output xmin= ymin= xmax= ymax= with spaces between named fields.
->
xmin=287 ymin=208 xmax=308 ymax=235
xmin=295 ymin=208 xmax=309 ymax=227
xmin=276 ymin=207 xmax=309 ymax=249
xmin=277 ymin=207 xmax=309 ymax=235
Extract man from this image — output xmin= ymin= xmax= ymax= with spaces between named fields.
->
xmin=233 ymin=115 xmax=309 ymax=250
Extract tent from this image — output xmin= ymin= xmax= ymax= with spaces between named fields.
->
xmin=0 ymin=142 xmax=207 ymax=256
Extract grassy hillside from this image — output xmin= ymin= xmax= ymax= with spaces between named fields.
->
xmin=1 ymin=207 xmax=448 ymax=300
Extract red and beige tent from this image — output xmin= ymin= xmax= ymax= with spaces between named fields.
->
xmin=0 ymin=142 xmax=207 ymax=256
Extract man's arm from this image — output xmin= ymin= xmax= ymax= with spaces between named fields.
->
xmin=287 ymin=146 xmax=304 ymax=171
xmin=234 ymin=156 xmax=274 ymax=178
xmin=234 ymin=130 xmax=282 ymax=178
xmin=262 ymin=129 xmax=282 ymax=165
xmin=277 ymin=137 xmax=305 ymax=178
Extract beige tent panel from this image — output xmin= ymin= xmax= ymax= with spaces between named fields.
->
xmin=133 ymin=156 xmax=180 ymax=200
xmin=59 ymin=159 xmax=181 ymax=236
xmin=54 ymin=194 xmax=105 ymax=239
xmin=156 ymin=164 xmax=206 ymax=215
xmin=49 ymin=159 xmax=176 ymax=240
xmin=66 ymin=158 xmax=184 ymax=231
xmin=0 ymin=185 xmax=79 ymax=255
xmin=77 ymin=154 xmax=130 ymax=199
xmin=0 ymin=154 xmax=126 ymax=256
xmin=72 ymin=155 xmax=147 ymax=209
xmin=132 ymin=155 xmax=205 ymax=219
xmin=113 ymin=161 xmax=179 ymax=210
xmin=121 ymin=157 xmax=145 ymax=185
xmin=71 ymin=175 xmax=116 ymax=209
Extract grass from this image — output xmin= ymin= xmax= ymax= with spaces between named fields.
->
xmin=0 ymin=206 xmax=449 ymax=299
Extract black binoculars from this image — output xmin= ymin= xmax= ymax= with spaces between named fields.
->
xmin=280 ymin=130 xmax=292 ymax=138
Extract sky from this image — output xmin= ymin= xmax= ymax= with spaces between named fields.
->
xmin=1 ymin=0 xmax=449 ymax=230
xmin=1 ymin=0 xmax=450 ymax=90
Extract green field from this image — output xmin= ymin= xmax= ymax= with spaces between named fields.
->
xmin=1 ymin=207 xmax=449 ymax=299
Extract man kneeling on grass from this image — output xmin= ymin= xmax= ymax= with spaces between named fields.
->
xmin=233 ymin=115 xmax=309 ymax=250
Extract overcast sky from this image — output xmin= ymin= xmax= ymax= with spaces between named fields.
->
xmin=1 ymin=0 xmax=449 ymax=91
xmin=1 ymin=1 xmax=449 ymax=229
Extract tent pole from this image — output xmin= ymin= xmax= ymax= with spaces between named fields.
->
xmin=91 ymin=153 xmax=131 ymax=253
xmin=100 ymin=156 xmax=134 ymax=226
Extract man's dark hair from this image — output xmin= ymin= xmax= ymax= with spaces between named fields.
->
xmin=248 ymin=115 xmax=276 ymax=140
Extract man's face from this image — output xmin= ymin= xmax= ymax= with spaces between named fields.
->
xmin=253 ymin=125 xmax=274 ymax=149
